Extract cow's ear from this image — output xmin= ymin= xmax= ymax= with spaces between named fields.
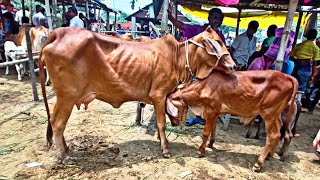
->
xmin=202 ymin=38 xmax=223 ymax=56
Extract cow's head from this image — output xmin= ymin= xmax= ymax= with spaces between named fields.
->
xmin=189 ymin=26 xmax=236 ymax=79
xmin=165 ymin=88 xmax=189 ymax=126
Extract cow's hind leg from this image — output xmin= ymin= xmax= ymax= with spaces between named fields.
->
xmin=198 ymin=113 xmax=218 ymax=157
xmin=50 ymin=99 xmax=74 ymax=161
xmin=152 ymin=98 xmax=171 ymax=158
xmin=253 ymin=117 xmax=280 ymax=172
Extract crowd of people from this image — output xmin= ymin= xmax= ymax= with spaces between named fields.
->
xmin=167 ymin=5 xmax=320 ymax=156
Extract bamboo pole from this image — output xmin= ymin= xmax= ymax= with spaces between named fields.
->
xmin=275 ymin=0 xmax=299 ymax=71
xmin=236 ymin=8 xmax=241 ymax=36
xmin=52 ymin=0 xmax=58 ymax=29
xmin=44 ymin=0 xmax=53 ymax=32
xmin=293 ymin=11 xmax=303 ymax=47
xmin=25 ymin=24 xmax=39 ymax=101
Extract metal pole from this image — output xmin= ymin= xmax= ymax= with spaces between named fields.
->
xmin=275 ymin=0 xmax=299 ymax=71
xmin=236 ymin=8 xmax=241 ymax=36
xmin=44 ymin=0 xmax=54 ymax=32
xmin=94 ymin=4 xmax=97 ymax=20
xmin=25 ymin=24 xmax=39 ymax=101
xmin=293 ymin=11 xmax=303 ymax=47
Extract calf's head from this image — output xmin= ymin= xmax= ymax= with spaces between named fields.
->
xmin=166 ymin=88 xmax=189 ymax=126
xmin=190 ymin=27 xmax=236 ymax=79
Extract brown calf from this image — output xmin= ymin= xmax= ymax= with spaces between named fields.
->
xmin=38 ymin=27 xmax=236 ymax=160
xmin=166 ymin=70 xmax=298 ymax=171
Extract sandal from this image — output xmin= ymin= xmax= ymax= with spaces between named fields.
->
xmin=293 ymin=133 xmax=301 ymax=138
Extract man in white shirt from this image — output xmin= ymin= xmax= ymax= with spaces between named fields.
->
xmin=32 ymin=5 xmax=47 ymax=27
xmin=15 ymin=7 xmax=30 ymax=25
xmin=230 ymin=20 xmax=259 ymax=70
xmin=67 ymin=7 xmax=84 ymax=28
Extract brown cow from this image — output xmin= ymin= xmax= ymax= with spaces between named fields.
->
xmin=166 ymin=70 xmax=298 ymax=171
xmin=15 ymin=26 xmax=49 ymax=51
xmin=38 ymin=27 xmax=236 ymax=160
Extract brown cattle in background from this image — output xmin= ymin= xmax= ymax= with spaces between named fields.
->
xmin=166 ymin=70 xmax=298 ymax=172
xmin=38 ymin=27 xmax=236 ymax=160
xmin=15 ymin=26 xmax=49 ymax=52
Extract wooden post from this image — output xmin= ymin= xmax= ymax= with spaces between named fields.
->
xmin=25 ymin=24 xmax=39 ymax=101
xmin=94 ymin=4 xmax=97 ymax=20
xmin=44 ymin=0 xmax=53 ymax=32
xmin=62 ymin=1 xmax=66 ymax=24
xmin=275 ymin=0 xmax=299 ymax=71
xmin=236 ymin=8 xmax=241 ymax=36
xmin=86 ymin=0 xmax=89 ymax=19
xmin=135 ymin=103 xmax=142 ymax=126
xmin=293 ymin=11 xmax=303 ymax=47
xmin=106 ymin=11 xmax=110 ymax=30
xmin=29 ymin=0 xmax=33 ymax=24
xmin=161 ymin=0 xmax=169 ymax=36
xmin=22 ymin=0 xmax=26 ymax=17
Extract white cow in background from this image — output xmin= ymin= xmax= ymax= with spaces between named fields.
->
xmin=4 ymin=41 xmax=27 ymax=81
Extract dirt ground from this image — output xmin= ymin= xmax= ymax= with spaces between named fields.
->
xmin=0 ymin=72 xmax=320 ymax=180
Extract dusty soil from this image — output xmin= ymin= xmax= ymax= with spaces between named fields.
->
xmin=0 ymin=72 xmax=320 ymax=180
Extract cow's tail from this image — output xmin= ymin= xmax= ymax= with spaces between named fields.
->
xmin=38 ymin=31 xmax=57 ymax=149
xmin=284 ymin=75 xmax=299 ymax=138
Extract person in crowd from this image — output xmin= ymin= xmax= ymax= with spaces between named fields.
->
xmin=168 ymin=7 xmax=226 ymax=44
xmin=15 ymin=7 xmax=29 ymax=25
xmin=67 ymin=7 xmax=84 ymax=28
xmin=290 ymin=29 xmax=319 ymax=93
xmin=248 ymin=24 xmax=277 ymax=66
xmin=230 ymin=20 xmax=259 ymax=70
xmin=32 ymin=5 xmax=47 ymax=27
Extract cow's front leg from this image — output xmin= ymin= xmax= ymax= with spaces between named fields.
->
xmin=198 ymin=113 xmax=218 ymax=157
xmin=152 ymin=98 xmax=171 ymax=158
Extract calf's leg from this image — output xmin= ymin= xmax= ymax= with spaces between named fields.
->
xmin=208 ymin=117 xmax=218 ymax=148
xmin=198 ymin=113 xmax=218 ymax=157
xmin=253 ymin=118 xmax=280 ymax=172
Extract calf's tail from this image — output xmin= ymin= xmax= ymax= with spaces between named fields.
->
xmin=38 ymin=32 xmax=57 ymax=149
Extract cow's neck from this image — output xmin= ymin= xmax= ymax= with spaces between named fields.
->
xmin=177 ymin=42 xmax=197 ymax=84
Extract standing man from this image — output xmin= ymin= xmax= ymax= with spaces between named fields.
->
xmin=168 ymin=7 xmax=226 ymax=44
xmin=230 ymin=20 xmax=259 ymax=70
xmin=32 ymin=5 xmax=47 ymax=27
xmin=67 ymin=7 xmax=84 ymax=28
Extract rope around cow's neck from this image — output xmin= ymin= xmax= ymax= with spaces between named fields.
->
xmin=184 ymin=39 xmax=205 ymax=78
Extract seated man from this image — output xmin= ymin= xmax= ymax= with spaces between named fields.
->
xmin=230 ymin=21 xmax=259 ymax=70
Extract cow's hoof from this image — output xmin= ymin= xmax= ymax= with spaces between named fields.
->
xmin=245 ymin=134 xmax=250 ymax=138
xmin=254 ymin=136 xmax=260 ymax=139
xmin=207 ymin=144 xmax=214 ymax=149
xmin=163 ymin=152 xmax=172 ymax=158
xmin=196 ymin=151 xmax=205 ymax=158
xmin=252 ymin=164 xmax=261 ymax=172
